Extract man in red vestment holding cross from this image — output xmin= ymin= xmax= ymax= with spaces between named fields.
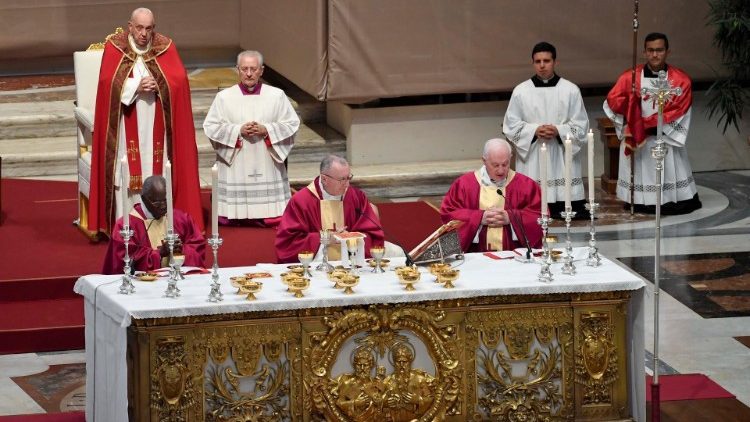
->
xmin=89 ymin=7 xmax=203 ymax=236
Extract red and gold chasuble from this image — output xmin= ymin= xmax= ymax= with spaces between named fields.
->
xmin=306 ymin=181 xmax=344 ymax=260
xmin=475 ymin=170 xmax=516 ymax=251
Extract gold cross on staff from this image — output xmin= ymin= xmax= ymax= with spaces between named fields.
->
xmin=127 ymin=139 xmax=139 ymax=160
xmin=641 ymin=70 xmax=682 ymax=115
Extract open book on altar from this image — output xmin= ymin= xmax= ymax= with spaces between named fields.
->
xmin=408 ymin=220 xmax=464 ymax=264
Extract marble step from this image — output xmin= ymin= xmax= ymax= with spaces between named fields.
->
xmin=0 ymin=123 xmax=345 ymax=178
xmin=0 ymin=88 xmax=324 ymax=141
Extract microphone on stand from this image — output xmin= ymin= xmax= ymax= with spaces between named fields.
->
xmin=355 ymin=207 xmax=415 ymax=266
xmin=497 ymin=189 xmax=533 ymax=261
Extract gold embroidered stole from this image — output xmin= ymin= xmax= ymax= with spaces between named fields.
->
xmin=307 ymin=182 xmax=344 ymax=260
xmin=131 ymin=209 xmax=168 ymax=266
xmin=475 ymin=170 xmax=516 ymax=251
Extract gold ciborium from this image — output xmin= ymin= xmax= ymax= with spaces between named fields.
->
xmin=288 ymin=277 xmax=310 ymax=298
xmin=286 ymin=265 xmax=305 ymax=276
xmin=327 ymin=268 xmax=349 ymax=289
xmin=239 ymin=280 xmax=263 ymax=300
xmin=396 ymin=266 xmax=420 ymax=291
xmin=280 ymin=272 xmax=302 ymax=292
xmin=338 ymin=274 xmax=360 ymax=294
xmin=436 ymin=268 xmax=460 ymax=289
xmin=230 ymin=276 xmax=248 ymax=293
xmin=297 ymin=250 xmax=314 ymax=276
xmin=369 ymin=246 xmax=386 ymax=273
xmin=428 ymin=262 xmax=451 ymax=280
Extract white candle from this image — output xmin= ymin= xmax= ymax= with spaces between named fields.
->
xmin=121 ymin=156 xmax=129 ymax=227
xmin=564 ymin=135 xmax=572 ymax=211
xmin=587 ymin=129 xmax=595 ymax=202
xmin=211 ymin=162 xmax=219 ymax=236
xmin=540 ymin=142 xmax=548 ymax=217
xmin=165 ymin=160 xmax=174 ymax=232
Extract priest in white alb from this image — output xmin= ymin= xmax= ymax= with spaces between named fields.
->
xmin=503 ymin=42 xmax=590 ymax=219
xmin=203 ymin=50 xmax=300 ymax=227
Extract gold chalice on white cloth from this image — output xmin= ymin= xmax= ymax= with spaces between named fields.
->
xmin=288 ymin=277 xmax=310 ymax=298
xmin=338 ymin=274 xmax=360 ymax=295
xmin=230 ymin=276 xmax=248 ymax=293
xmin=429 ymin=262 xmax=451 ymax=281
xmin=239 ymin=280 xmax=263 ymax=300
xmin=327 ymin=268 xmax=349 ymax=289
xmin=298 ymin=250 xmax=314 ymax=277
xmin=436 ymin=268 xmax=459 ymax=289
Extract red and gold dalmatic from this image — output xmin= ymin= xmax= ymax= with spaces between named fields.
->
xmin=89 ymin=31 xmax=204 ymax=235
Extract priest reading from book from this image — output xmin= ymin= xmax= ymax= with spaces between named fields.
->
xmin=102 ymin=176 xmax=206 ymax=274
xmin=89 ymin=7 xmax=204 ymax=236
xmin=275 ymin=155 xmax=387 ymax=264
xmin=440 ymin=138 xmax=543 ymax=253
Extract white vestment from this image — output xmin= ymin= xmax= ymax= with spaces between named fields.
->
xmin=503 ymin=76 xmax=590 ymax=203
xmin=114 ymin=37 xmax=167 ymax=219
xmin=203 ymin=83 xmax=300 ymax=219
xmin=603 ymin=70 xmax=697 ymax=205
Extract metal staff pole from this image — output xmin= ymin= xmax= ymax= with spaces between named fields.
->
xmin=642 ymin=70 xmax=682 ymax=422
xmin=629 ymin=0 xmax=640 ymax=216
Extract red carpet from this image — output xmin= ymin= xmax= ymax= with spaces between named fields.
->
xmin=646 ymin=374 xmax=735 ymax=401
xmin=0 ymin=413 xmax=84 ymax=422
xmin=0 ymin=178 xmax=442 ymax=354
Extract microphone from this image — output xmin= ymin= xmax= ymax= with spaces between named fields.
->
xmin=497 ymin=189 xmax=533 ymax=260
xmin=355 ymin=207 xmax=415 ymax=266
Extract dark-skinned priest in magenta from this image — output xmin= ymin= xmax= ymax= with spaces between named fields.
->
xmin=441 ymin=138 xmax=543 ymax=253
xmin=275 ymin=155 xmax=385 ymax=263
xmin=102 ymin=176 xmax=206 ymax=274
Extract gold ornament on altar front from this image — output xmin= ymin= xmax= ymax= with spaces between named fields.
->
xmin=150 ymin=337 xmax=196 ymax=419
xmin=575 ymin=311 xmax=620 ymax=406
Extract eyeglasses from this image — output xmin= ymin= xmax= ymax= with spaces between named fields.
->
xmin=322 ymin=173 xmax=354 ymax=183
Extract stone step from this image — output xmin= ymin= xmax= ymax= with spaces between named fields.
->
xmin=0 ymin=123 xmax=345 ymax=178
xmin=0 ymin=86 xmax=324 ymax=141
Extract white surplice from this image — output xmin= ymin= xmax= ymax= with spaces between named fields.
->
xmin=203 ymin=84 xmax=300 ymax=219
xmin=603 ymin=70 xmax=698 ymax=205
xmin=502 ymin=76 xmax=590 ymax=202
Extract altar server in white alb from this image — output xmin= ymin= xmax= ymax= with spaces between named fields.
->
xmin=203 ymin=50 xmax=300 ymax=226
xmin=603 ymin=32 xmax=701 ymax=215
xmin=503 ymin=42 xmax=590 ymax=218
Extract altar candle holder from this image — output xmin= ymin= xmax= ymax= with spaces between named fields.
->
xmin=207 ymin=234 xmax=224 ymax=302
xmin=560 ymin=208 xmax=577 ymax=275
xmin=164 ymin=230 xmax=181 ymax=298
xmin=584 ymin=202 xmax=602 ymax=267
xmin=536 ymin=215 xmax=553 ymax=283
xmin=118 ymin=224 xmax=136 ymax=294
xmin=315 ymin=229 xmax=334 ymax=272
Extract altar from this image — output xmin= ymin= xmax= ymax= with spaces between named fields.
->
xmin=74 ymin=248 xmax=646 ymax=421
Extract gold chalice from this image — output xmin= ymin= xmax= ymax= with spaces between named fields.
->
xmin=280 ymin=272 xmax=302 ymax=292
xmin=239 ymin=280 xmax=263 ymax=300
xmin=288 ymin=277 xmax=310 ymax=298
xmin=230 ymin=276 xmax=248 ymax=293
xmin=338 ymin=274 xmax=360 ymax=295
xmin=397 ymin=267 xmax=420 ymax=291
xmin=369 ymin=246 xmax=386 ymax=273
xmin=436 ymin=269 xmax=460 ymax=289
xmin=297 ymin=250 xmax=314 ymax=277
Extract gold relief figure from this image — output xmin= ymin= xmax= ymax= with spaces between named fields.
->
xmin=330 ymin=347 xmax=386 ymax=421
xmin=383 ymin=342 xmax=435 ymax=422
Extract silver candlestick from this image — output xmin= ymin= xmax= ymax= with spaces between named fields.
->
xmin=118 ymin=225 xmax=136 ymax=294
xmin=560 ymin=208 xmax=577 ymax=275
xmin=164 ymin=230 xmax=181 ymax=298
xmin=207 ymin=234 xmax=224 ymax=302
xmin=585 ymin=202 xmax=602 ymax=267
xmin=537 ymin=215 xmax=553 ymax=283
xmin=315 ymin=229 xmax=334 ymax=272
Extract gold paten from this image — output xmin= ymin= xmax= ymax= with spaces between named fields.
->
xmin=127 ymin=291 xmax=633 ymax=421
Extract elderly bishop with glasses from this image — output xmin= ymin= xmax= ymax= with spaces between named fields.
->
xmin=275 ymin=155 xmax=387 ymax=264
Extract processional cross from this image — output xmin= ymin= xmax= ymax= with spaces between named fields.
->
xmin=642 ymin=69 xmax=681 ymax=422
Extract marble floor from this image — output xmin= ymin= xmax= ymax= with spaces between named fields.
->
xmin=0 ymin=73 xmax=749 ymax=417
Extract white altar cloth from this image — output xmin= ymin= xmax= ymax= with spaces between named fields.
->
xmin=75 ymin=248 xmax=646 ymax=421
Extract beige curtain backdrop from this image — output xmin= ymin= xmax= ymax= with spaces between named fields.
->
xmin=1 ymin=1 xmax=722 ymax=103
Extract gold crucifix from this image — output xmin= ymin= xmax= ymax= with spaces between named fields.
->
xmin=127 ymin=139 xmax=139 ymax=160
